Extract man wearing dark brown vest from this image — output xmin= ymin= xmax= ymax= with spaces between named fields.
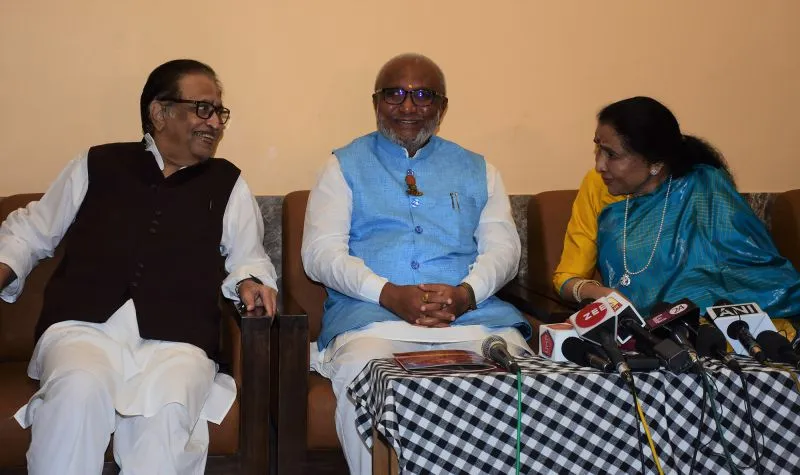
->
xmin=0 ymin=59 xmax=277 ymax=475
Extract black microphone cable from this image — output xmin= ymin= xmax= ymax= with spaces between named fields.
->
xmin=735 ymin=370 xmax=764 ymax=475
xmin=694 ymin=323 xmax=763 ymax=473
xmin=694 ymin=356 xmax=742 ymax=475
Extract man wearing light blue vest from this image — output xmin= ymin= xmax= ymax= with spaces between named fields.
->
xmin=302 ymin=53 xmax=533 ymax=474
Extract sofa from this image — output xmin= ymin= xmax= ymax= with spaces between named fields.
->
xmin=2 ymin=187 xmax=797 ymax=475
xmin=273 ymin=188 xmax=800 ymax=474
xmin=0 ymin=194 xmax=273 ymax=475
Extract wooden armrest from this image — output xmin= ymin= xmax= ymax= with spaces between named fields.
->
xmin=497 ymin=277 xmax=577 ymax=324
xmin=233 ymin=301 xmax=274 ymax=474
xmin=273 ymin=313 xmax=310 ymax=472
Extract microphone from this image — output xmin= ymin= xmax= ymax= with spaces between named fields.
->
xmin=618 ymin=314 xmax=692 ymax=372
xmin=695 ymin=324 xmax=742 ymax=373
xmin=481 ymin=335 xmax=520 ymax=373
xmin=756 ymin=330 xmax=800 ymax=369
xmin=603 ymin=292 xmax=646 ymax=344
xmin=647 ymin=299 xmax=702 ymax=363
xmin=727 ymin=320 xmax=766 ymax=363
xmin=625 ymin=354 xmax=662 ymax=372
xmin=647 ymin=298 xmax=700 ymax=335
xmin=706 ymin=300 xmax=776 ymax=358
xmin=562 ymin=337 xmax=613 ymax=372
xmin=568 ymin=297 xmax=632 ymax=381
xmin=538 ymin=322 xmax=579 ymax=362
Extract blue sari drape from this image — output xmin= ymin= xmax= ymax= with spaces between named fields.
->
xmin=596 ymin=164 xmax=800 ymax=319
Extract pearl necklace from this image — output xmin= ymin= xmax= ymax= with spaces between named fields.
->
xmin=619 ymin=175 xmax=672 ymax=287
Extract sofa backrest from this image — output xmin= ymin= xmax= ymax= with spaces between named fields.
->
xmin=771 ymin=189 xmax=800 ymax=272
xmin=526 ymin=190 xmax=578 ymax=297
xmin=0 ymin=194 xmax=54 ymax=362
xmin=281 ymin=191 xmax=327 ymax=341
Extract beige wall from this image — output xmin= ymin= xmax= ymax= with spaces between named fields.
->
xmin=1 ymin=1 xmax=798 ymax=195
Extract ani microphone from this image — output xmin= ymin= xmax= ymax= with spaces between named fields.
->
xmin=727 ymin=320 xmax=767 ymax=364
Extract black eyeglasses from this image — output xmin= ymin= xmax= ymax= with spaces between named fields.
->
xmin=161 ymin=98 xmax=231 ymax=124
xmin=373 ymin=88 xmax=447 ymax=107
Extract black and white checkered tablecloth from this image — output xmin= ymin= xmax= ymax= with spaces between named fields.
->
xmin=348 ymin=356 xmax=800 ymax=474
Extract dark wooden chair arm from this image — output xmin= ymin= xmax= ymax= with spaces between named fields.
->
xmin=497 ymin=277 xmax=577 ymax=324
xmin=272 ymin=313 xmax=310 ymax=474
xmin=227 ymin=300 xmax=274 ymax=475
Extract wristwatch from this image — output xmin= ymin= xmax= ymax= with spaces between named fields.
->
xmin=459 ymin=282 xmax=477 ymax=312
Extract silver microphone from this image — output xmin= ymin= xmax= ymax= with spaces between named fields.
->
xmin=481 ymin=335 xmax=520 ymax=373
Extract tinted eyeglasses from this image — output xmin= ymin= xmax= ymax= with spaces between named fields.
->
xmin=161 ymin=98 xmax=231 ymax=124
xmin=373 ymin=87 xmax=446 ymax=107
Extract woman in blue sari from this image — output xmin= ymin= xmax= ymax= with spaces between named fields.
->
xmin=554 ymin=96 xmax=800 ymax=325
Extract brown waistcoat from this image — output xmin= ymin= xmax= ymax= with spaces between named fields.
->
xmin=37 ymin=141 xmax=240 ymax=359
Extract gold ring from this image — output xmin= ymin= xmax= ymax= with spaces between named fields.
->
xmin=422 ymin=292 xmax=429 ymax=304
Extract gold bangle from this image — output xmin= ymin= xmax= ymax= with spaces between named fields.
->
xmin=459 ymin=282 xmax=477 ymax=311
xmin=573 ymin=279 xmax=601 ymax=302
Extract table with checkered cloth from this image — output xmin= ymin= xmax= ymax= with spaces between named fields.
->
xmin=348 ymin=355 xmax=800 ymax=474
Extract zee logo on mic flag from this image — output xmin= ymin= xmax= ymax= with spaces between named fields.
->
xmin=574 ymin=302 xmax=608 ymax=329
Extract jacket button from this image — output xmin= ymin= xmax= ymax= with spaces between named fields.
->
xmin=149 ymin=228 xmax=157 ymax=234
xmin=154 ymin=210 xmax=162 ymax=216
xmin=414 ymin=225 xmax=423 ymax=234
xmin=410 ymin=261 xmax=419 ymax=270
xmin=130 ymin=281 xmax=138 ymax=288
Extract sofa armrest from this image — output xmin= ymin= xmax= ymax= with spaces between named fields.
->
xmin=272 ymin=313 xmax=310 ymax=474
xmin=497 ymin=277 xmax=576 ymax=324
xmin=229 ymin=302 xmax=273 ymax=475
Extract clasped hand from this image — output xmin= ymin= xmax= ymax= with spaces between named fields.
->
xmin=379 ymin=282 xmax=470 ymax=327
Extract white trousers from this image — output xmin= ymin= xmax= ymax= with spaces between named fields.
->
xmin=25 ymin=336 xmax=211 ymax=475
xmin=315 ymin=328 xmax=531 ymax=475
xmin=18 ymin=301 xmax=227 ymax=475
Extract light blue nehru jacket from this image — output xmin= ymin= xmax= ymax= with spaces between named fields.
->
xmin=316 ymin=132 xmax=531 ymax=350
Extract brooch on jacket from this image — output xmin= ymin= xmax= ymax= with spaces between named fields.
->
xmin=405 ymin=170 xmax=423 ymax=196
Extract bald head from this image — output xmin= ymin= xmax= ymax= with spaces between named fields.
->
xmin=374 ymin=53 xmax=446 ymax=95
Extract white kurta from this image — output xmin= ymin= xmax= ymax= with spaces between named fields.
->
xmin=0 ymin=135 xmax=277 ymax=467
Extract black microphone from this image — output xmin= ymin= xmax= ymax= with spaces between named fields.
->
xmin=695 ymin=324 xmax=742 ymax=373
xmin=727 ymin=320 xmax=766 ymax=363
xmin=481 ymin=335 xmax=520 ymax=373
xmin=562 ymin=337 xmax=612 ymax=372
xmin=756 ymin=330 xmax=800 ymax=369
xmin=619 ymin=315 xmax=692 ymax=372
xmin=647 ymin=299 xmax=702 ymax=363
xmin=625 ymin=354 xmax=662 ymax=372
xmin=568 ymin=298 xmax=632 ymax=381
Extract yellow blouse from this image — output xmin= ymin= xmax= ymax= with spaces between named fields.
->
xmin=552 ymin=168 xmax=622 ymax=295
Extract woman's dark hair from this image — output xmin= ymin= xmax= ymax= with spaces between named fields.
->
xmin=597 ymin=96 xmax=730 ymax=179
xmin=140 ymin=59 xmax=220 ymax=134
